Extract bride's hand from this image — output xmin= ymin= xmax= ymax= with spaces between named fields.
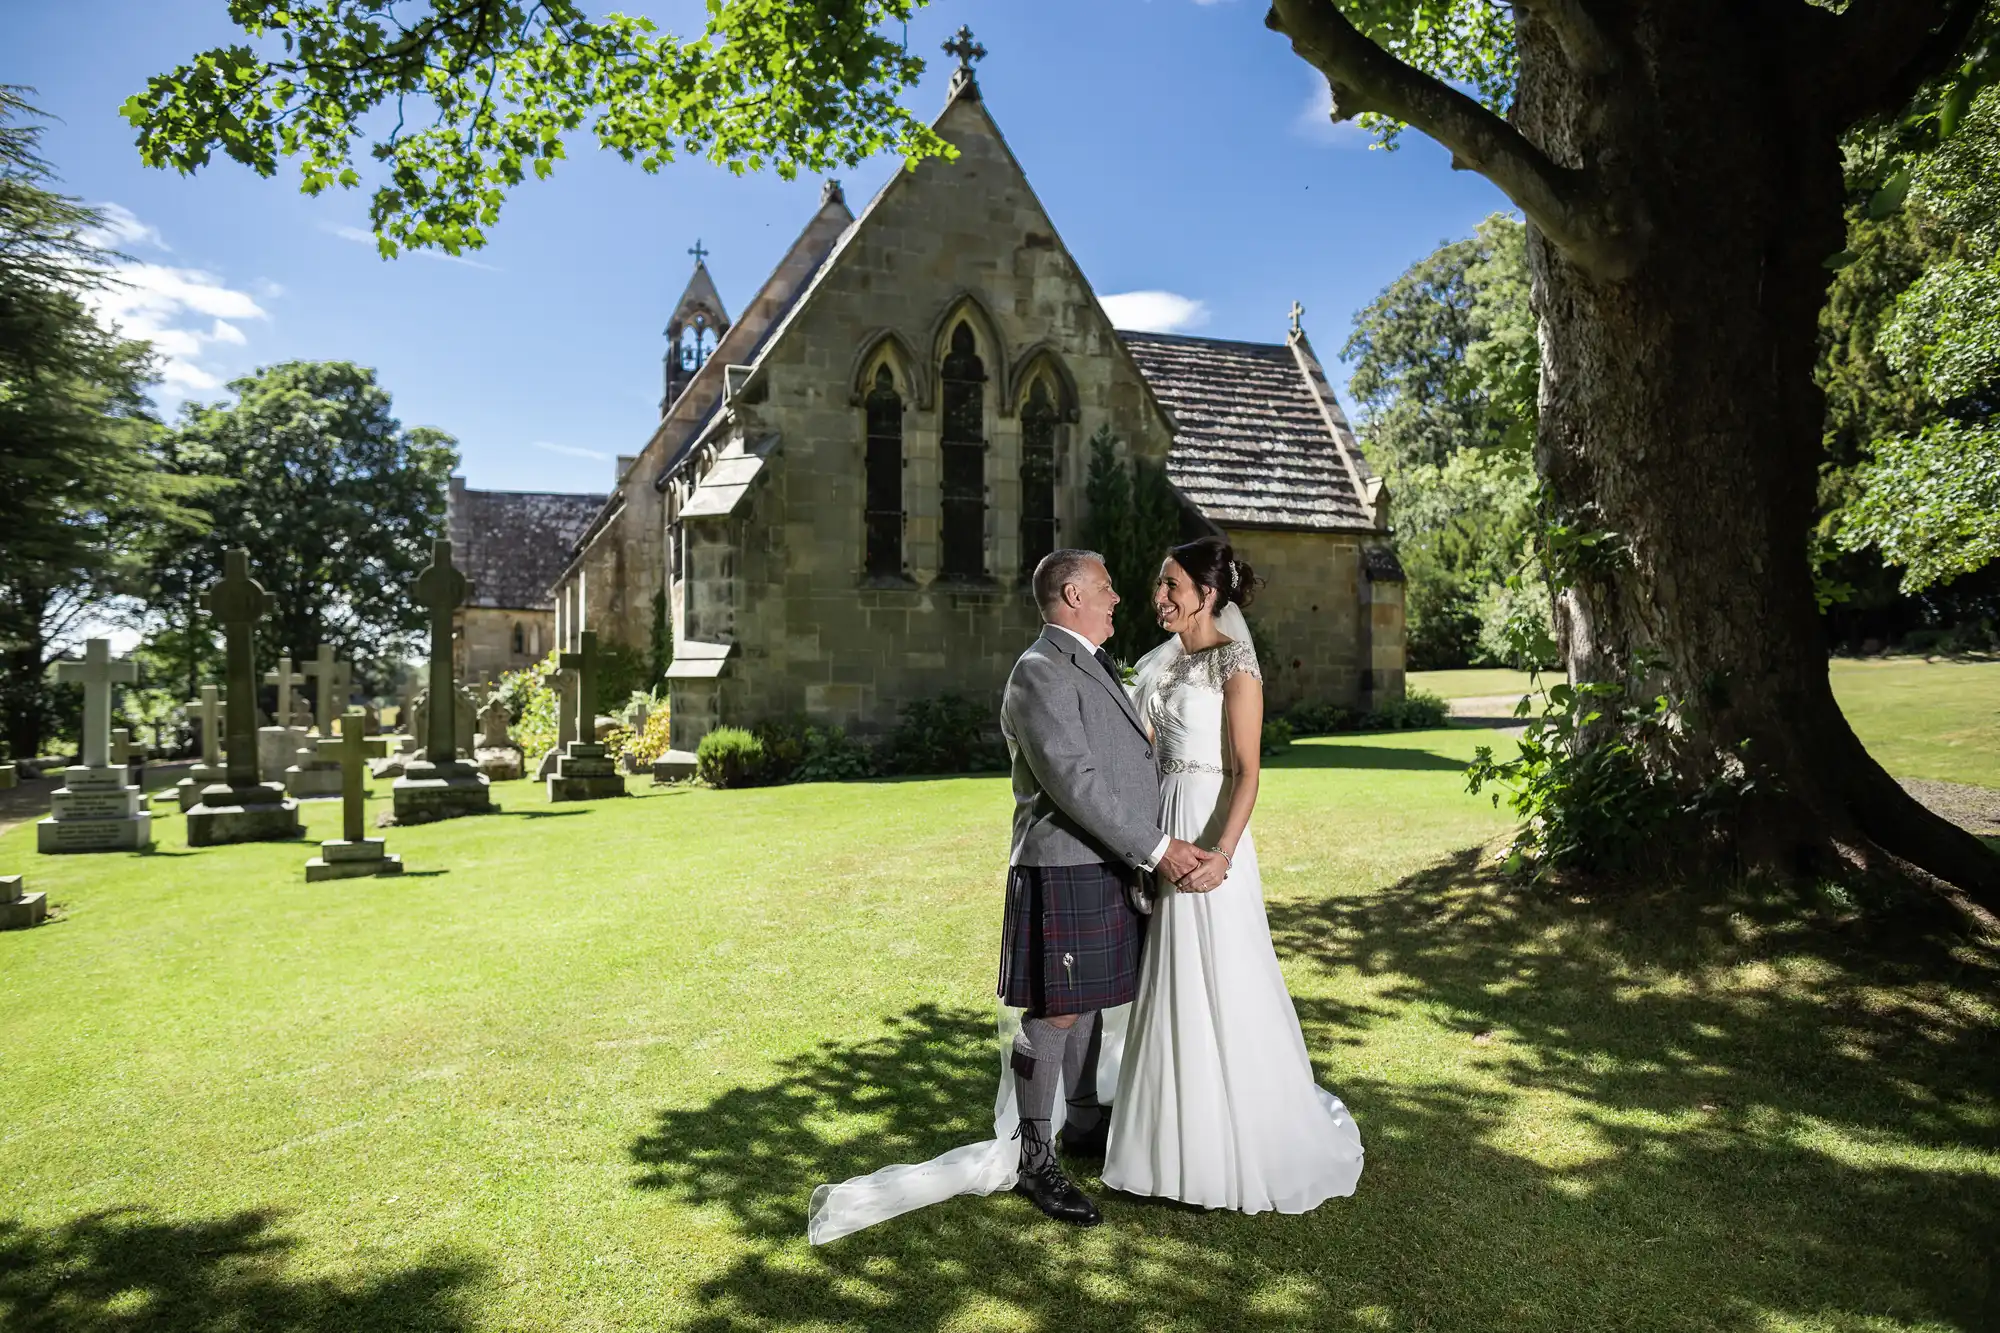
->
xmin=1179 ymin=849 xmax=1228 ymax=893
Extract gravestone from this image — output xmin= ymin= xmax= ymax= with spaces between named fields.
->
xmin=285 ymin=645 xmax=348 ymax=798
xmin=258 ymin=656 xmax=309 ymax=781
xmin=306 ymin=711 xmax=403 ymax=881
xmin=391 ymin=540 xmax=495 ymax=824
xmin=0 ymin=763 xmax=14 ymax=789
xmin=187 ymin=550 xmax=304 ymax=846
xmin=536 ymin=669 xmax=577 ymax=781
xmin=36 ymin=639 xmax=153 ymax=853
xmin=473 ymin=697 xmax=523 ymax=781
xmin=175 ymin=685 xmax=227 ymax=811
xmin=548 ymin=631 xmax=627 ymax=801
xmin=1 ymin=873 xmax=45 ymax=930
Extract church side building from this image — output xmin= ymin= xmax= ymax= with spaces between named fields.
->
xmin=447 ymin=476 xmax=606 ymax=686
xmin=552 ymin=54 xmax=1404 ymax=755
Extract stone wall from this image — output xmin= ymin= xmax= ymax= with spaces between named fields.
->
xmin=455 ymin=607 xmax=552 ymax=687
xmin=1222 ymin=528 xmax=1368 ymax=713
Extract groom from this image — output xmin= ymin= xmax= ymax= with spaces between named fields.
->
xmin=998 ymin=549 xmax=1216 ymax=1226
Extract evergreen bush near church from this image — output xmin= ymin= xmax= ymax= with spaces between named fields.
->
xmin=878 ymin=694 xmax=1004 ymax=776
xmin=696 ymin=727 xmax=766 ymax=789
xmin=1363 ymin=691 xmax=1451 ymax=731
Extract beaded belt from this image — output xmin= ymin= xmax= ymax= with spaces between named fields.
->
xmin=1159 ymin=757 xmax=1225 ymax=775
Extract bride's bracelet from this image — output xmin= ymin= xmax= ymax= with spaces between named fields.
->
xmin=1208 ymin=846 xmax=1233 ymax=867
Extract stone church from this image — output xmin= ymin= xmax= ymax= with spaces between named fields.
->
xmin=550 ymin=51 xmax=1405 ymax=755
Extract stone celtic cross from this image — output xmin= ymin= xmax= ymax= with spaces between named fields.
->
xmin=559 ymin=631 xmax=601 ymax=749
xmin=55 ymin=638 xmax=138 ymax=770
xmin=943 ymin=24 xmax=985 ymax=71
xmin=189 ymin=684 xmax=225 ymax=766
xmin=208 ymin=548 xmax=271 ymax=787
xmin=415 ymin=539 xmax=470 ymax=762
xmin=265 ymin=656 xmax=306 ymax=730
xmin=1289 ymin=300 xmax=1305 ymax=336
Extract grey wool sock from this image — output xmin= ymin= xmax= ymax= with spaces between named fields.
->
xmin=1012 ymin=1017 xmax=1067 ymax=1171
xmin=1061 ymin=1009 xmax=1105 ymax=1132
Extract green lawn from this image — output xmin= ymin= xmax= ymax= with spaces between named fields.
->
xmin=3 ymin=726 xmax=1996 ymax=1332
xmin=1409 ymin=667 xmax=1544 ymax=699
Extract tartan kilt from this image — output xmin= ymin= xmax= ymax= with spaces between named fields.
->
xmin=997 ymin=862 xmax=1144 ymax=1016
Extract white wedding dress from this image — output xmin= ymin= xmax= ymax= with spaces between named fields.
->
xmin=805 ymin=609 xmax=1359 ymax=1244
xmin=1105 ymin=611 xmax=1364 ymax=1212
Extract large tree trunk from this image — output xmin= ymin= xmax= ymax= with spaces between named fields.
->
xmin=1515 ymin=3 xmax=2000 ymax=907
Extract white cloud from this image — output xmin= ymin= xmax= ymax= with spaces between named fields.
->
xmin=83 ymin=210 xmax=270 ymax=397
xmin=324 ymin=221 xmax=499 ymax=271
xmin=1099 ymin=290 xmax=1211 ymax=334
xmin=1296 ymin=77 xmax=1372 ymax=147
xmin=85 ymin=202 xmax=170 ymax=252
xmin=533 ymin=441 xmax=610 ymax=461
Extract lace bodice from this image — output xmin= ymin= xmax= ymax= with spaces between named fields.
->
xmin=1146 ymin=640 xmax=1260 ymax=775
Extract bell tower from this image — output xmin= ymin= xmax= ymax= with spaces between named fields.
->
xmin=663 ymin=240 xmax=730 ymax=415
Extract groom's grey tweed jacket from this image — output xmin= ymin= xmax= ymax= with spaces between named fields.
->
xmin=1001 ymin=626 xmax=1168 ymax=869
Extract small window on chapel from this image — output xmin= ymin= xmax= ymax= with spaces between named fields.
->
xmin=864 ymin=364 xmax=904 ymax=577
xmin=940 ymin=322 xmax=987 ymax=580
xmin=1020 ymin=378 xmax=1059 ymax=575
xmin=511 ymin=623 xmax=525 ymax=654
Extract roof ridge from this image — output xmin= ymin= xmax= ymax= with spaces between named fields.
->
xmin=1117 ymin=330 xmax=1289 ymax=353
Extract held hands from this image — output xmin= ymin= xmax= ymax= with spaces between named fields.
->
xmin=1158 ymin=839 xmax=1226 ymax=894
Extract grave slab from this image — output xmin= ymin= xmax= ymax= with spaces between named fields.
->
xmin=1 ymin=875 xmax=47 ymax=930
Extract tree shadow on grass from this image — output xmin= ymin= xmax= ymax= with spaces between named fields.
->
xmin=1270 ymin=743 xmax=1469 ymax=772
xmin=0 ymin=1208 xmax=481 ymax=1332
xmin=627 ymin=857 xmax=2000 ymax=1333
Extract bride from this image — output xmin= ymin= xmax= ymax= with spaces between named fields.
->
xmin=806 ymin=538 xmax=1361 ymax=1243
xmin=1104 ymin=536 xmax=1363 ymax=1212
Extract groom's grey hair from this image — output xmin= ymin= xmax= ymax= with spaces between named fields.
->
xmin=1033 ymin=549 xmax=1108 ymax=617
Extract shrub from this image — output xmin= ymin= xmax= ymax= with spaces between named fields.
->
xmin=621 ymin=703 xmax=674 ymax=767
xmin=1260 ymin=719 xmax=1294 ymax=756
xmin=880 ymin=693 xmax=1004 ymax=775
xmin=696 ymin=727 xmax=767 ymax=788
xmin=1284 ymin=701 xmax=1356 ymax=736
xmin=1362 ymin=689 xmax=1451 ymax=730
xmin=751 ymin=714 xmax=814 ymax=784
xmin=794 ymin=726 xmax=877 ymax=783
xmin=492 ymin=650 xmax=560 ymax=758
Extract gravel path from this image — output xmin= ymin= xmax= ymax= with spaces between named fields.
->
xmin=1900 ymin=779 xmax=2000 ymax=836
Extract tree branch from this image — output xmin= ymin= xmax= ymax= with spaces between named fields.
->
xmin=1813 ymin=0 xmax=1987 ymax=128
xmin=1266 ymin=0 xmax=1641 ymax=278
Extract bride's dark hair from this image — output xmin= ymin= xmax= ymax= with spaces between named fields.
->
xmin=1168 ymin=536 xmax=1258 ymax=611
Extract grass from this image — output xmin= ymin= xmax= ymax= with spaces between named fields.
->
xmin=2 ymin=728 xmax=1998 ymax=1331
xmin=1409 ymin=667 xmax=1543 ymax=699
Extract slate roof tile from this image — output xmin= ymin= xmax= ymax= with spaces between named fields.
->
xmin=447 ymin=484 xmax=608 ymax=610
xmin=1119 ymin=332 xmax=1375 ymax=531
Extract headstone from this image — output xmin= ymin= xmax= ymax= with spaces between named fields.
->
xmin=1 ymin=874 xmax=46 ymax=930
xmin=258 ymin=656 xmax=310 ymax=780
xmin=622 ymin=702 xmax=651 ymax=774
xmin=176 ymin=685 xmax=228 ymax=811
xmin=391 ymin=540 xmax=495 ymax=824
xmin=475 ymin=699 xmax=511 ymax=749
xmin=537 ymin=668 xmax=577 ymax=780
xmin=285 ymin=646 xmax=349 ymax=798
xmin=473 ymin=697 xmax=523 ymax=781
xmin=187 ymin=550 xmax=304 ymax=846
xmin=306 ymin=711 xmax=403 ymax=881
xmin=36 ymin=639 xmax=153 ymax=853
xmin=363 ymin=703 xmax=382 ymax=735
xmin=548 ymin=631 xmax=628 ymax=802
xmin=0 ymin=763 xmax=15 ymax=790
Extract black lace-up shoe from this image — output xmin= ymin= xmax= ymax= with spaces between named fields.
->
xmin=1014 ymin=1157 xmax=1103 ymax=1226
xmin=1057 ymin=1113 xmax=1110 ymax=1162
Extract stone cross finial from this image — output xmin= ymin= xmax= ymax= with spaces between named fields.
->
xmin=415 ymin=539 xmax=470 ymax=762
xmin=1289 ymin=301 xmax=1305 ymax=336
xmin=264 ymin=656 xmax=305 ymax=730
xmin=55 ymin=638 xmax=138 ymax=770
xmin=111 ymin=728 xmax=135 ymax=769
xmin=943 ymin=25 xmax=986 ymax=72
xmin=189 ymin=685 xmax=224 ymax=766
xmin=558 ymin=631 xmax=601 ymax=746
xmin=303 ymin=644 xmax=344 ymax=736
xmin=689 ymin=239 xmax=709 ymax=265
xmin=208 ymin=549 xmax=271 ymax=787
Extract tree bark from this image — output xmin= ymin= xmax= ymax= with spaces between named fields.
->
xmin=1512 ymin=2 xmax=2000 ymax=907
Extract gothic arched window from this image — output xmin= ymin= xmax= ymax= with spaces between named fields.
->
xmin=511 ymin=622 xmax=526 ymax=655
xmin=864 ymin=364 xmax=904 ymax=577
xmin=939 ymin=322 xmax=987 ymax=580
xmin=1019 ymin=378 xmax=1059 ymax=575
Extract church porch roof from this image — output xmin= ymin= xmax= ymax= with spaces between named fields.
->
xmin=446 ymin=479 xmax=607 ymax=611
xmin=1119 ymin=330 xmax=1381 ymax=533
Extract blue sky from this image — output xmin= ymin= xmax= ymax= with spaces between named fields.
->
xmin=7 ymin=0 xmax=1510 ymax=494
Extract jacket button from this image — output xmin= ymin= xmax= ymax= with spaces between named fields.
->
xmin=1145 ymin=749 xmax=1154 ymax=759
